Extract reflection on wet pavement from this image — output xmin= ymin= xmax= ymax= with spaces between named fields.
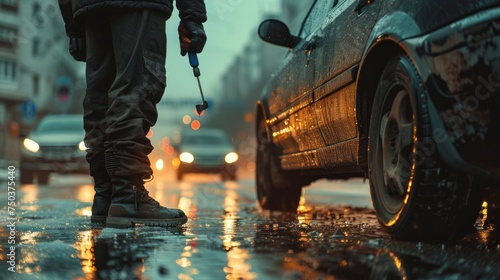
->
xmin=0 ymin=175 xmax=499 ymax=279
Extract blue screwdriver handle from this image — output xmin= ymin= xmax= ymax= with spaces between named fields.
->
xmin=188 ymin=52 xmax=199 ymax=68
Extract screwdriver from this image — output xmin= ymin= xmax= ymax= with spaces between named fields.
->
xmin=188 ymin=52 xmax=209 ymax=115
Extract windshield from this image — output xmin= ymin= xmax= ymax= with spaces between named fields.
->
xmin=36 ymin=117 xmax=83 ymax=133
xmin=182 ymin=134 xmax=229 ymax=146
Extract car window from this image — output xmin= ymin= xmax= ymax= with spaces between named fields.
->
xmin=36 ymin=118 xmax=83 ymax=133
xmin=299 ymin=0 xmax=337 ymax=38
xmin=183 ymin=134 xmax=228 ymax=145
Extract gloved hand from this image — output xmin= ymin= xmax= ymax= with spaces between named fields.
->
xmin=178 ymin=20 xmax=207 ymax=56
xmin=69 ymin=34 xmax=86 ymax=62
xmin=64 ymin=21 xmax=86 ymax=62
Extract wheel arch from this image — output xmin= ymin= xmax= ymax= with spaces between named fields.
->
xmin=255 ymin=100 xmax=271 ymax=144
xmin=356 ymin=39 xmax=407 ymax=173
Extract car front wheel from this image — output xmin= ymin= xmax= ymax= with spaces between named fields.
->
xmin=368 ymin=55 xmax=482 ymax=242
xmin=256 ymin=116 xmax=302 ymax=211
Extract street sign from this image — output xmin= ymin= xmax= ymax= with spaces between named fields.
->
xmin=21 ymin=100 xmax=37 ymax=120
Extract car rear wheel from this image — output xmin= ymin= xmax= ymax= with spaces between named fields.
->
xmin=20 ymin=169 xmax=34 ymax=184
xmin=221 ymin=172 xmax=237 ymax=181
xmin=37 ymin=172 xmax=50 ymax=185
xmin=256 ymin=116 xmax=302 ymax=211
xmin=368 ymin=55 xmax=482 ymax=242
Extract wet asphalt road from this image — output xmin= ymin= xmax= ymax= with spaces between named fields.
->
xmin=1 ymin=172 xmax=500 ymax=280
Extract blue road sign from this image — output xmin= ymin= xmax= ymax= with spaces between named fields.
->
xmin=21 ymin=100 xmax=37 ymax=119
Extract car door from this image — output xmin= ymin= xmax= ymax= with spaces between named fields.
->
xmin=310 ymin=0 xmax=381 ymax=165
xmin=268 ymin=0 xmax=337 ymax=156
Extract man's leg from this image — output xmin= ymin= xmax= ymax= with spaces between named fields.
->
xmin=104 ymin=9 xmax=187 ymax=227
xmin=84 ymin=15 xmax=115 ymax=223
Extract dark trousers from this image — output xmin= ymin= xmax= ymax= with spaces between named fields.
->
xmin=83 ymin=9 xmax=166 ymax=180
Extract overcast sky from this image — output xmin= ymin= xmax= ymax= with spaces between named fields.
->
xmin=164 ymin=1 xmax=281 ymax=100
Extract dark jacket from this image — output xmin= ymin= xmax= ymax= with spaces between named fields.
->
xmin=58 ymin=0 xmax=206 ymax=35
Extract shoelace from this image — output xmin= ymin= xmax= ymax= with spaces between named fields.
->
xmin=136 ymin=185 xmax=160 ymax=206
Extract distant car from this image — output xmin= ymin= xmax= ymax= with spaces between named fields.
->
xmin=20 ymin=114 xmax=88 ymax=184
xmin=255 ymin=0 xmax=500 ymax=242
xmin=175 ymin=128 xmax=238 ymax=181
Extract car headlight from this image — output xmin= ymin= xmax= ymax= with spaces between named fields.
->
xmin=225 ymin=152 xmax=238 ymax=164
xmin=179 ymin=152 xmax=194 ymax=163
xmin=23 ymin=138 xmax=40 ymax=153
xmin=78 ymin=141 xmax=87 ymax=151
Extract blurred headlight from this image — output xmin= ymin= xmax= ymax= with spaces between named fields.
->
xmin=225 ymin=152 xmax=238 ymax=164
xmin=179 ymin=152 xmax=194 ymax=163
xmin=78 ymin=141 xmax=87 ymax=151
xmin=23 ymin=138 xmax=40 ymax=153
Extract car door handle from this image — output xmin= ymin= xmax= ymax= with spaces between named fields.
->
xmin=305 ymin=41 xmax=316 ymax=52
xmin=305 ymin=41 xmax=316 ymax=66
xmin=354 ymin=0 xmax=371 ymax=13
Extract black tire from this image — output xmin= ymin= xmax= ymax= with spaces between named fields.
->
xmin=484 ymin=188 xmax=500 ymax=229
xmin=20 ymin=169 xmax=34 ymax=184
xmin=256 ymin=116 xmax=302 ymax=211
xmin=37 ymin=172 xmax=50 ymax=185
xmin=221 ymin=171 xmax=237 ymax=181
xmin=368 ymin=55 xmax=482 ymax=242
xmin=176 ymin=171 xmax=184 ymax=181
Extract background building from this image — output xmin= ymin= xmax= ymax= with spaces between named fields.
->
xmin=0 ymin=0 xmax=84 ymax=165
xmin=204 ymin=0 xmax=313 ymax=168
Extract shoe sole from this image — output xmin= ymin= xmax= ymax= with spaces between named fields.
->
xmin=91 ymin=215 xmax=107 ymax=224
xmin=106 ymin=216 xmax=188 ymax=228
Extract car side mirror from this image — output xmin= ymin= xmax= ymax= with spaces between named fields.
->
xmin=258 ymin=19 xmax=300 ymax=48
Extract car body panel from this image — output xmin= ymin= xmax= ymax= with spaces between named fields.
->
xmin=403 ymin=8 xmax=500 ymax=179
xmin=258 ymin=0 xmax=500 ymax=181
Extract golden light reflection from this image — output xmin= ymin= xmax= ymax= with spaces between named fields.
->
xmin=21 ymin=231 xmax=42 ymax=245
xmin=74 ymin=206 xmax=92 ymax=217
xmin=479 ymin=201 xmax=488 ymax=228
xmin=20 ymin=184 xmax=39 ymax=204
xmin=74 ymin=230 xmax=100 ymax=276
xmin=224 ymin=248 xmax=257 ymax=279
xmin=76 ymin=184 xmax=94 ymax=203
xmin=18 ymin=247 xmax=40 ymax=274
xmin=176 ymin=257 xmax=192 ymax=268
xmin=178 ymin=274 xmax=194 ymax=280
xmin=296 ymin=196 xmax=307 ymax=213
xmin=221 ymin=186 xmax=257 ymax=279
xmin=178 ymin=196 xmax=194 ymax=219
xmin=387 ymin=125 xmax=417 ymax=227
xmin=389 ymin=251 xmax=405 ymax=279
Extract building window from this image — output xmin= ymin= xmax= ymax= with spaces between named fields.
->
xmin=32 ymin=37 xmax=40 ymax=56
xmin=0 ymin=25 xmax=16 ymax=43
xmin=33 ymin=74 xmax=39 ymax=96
xmin=0 ymin=58 xmax=17 ymax=83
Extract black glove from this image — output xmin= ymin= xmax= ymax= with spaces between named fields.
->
xmin=69 ymin=34 xmax=86 ymax=62
xmin=178 ymin=20 xmax=207 ymax=56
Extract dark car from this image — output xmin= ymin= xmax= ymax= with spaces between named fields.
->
xmin=255 ymin=0 xmax=500 ymax=242
xmin=20 ymin=114 xmax=89 ymax=184
xmin=175 ymin=128 xmax=238 ymax=181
